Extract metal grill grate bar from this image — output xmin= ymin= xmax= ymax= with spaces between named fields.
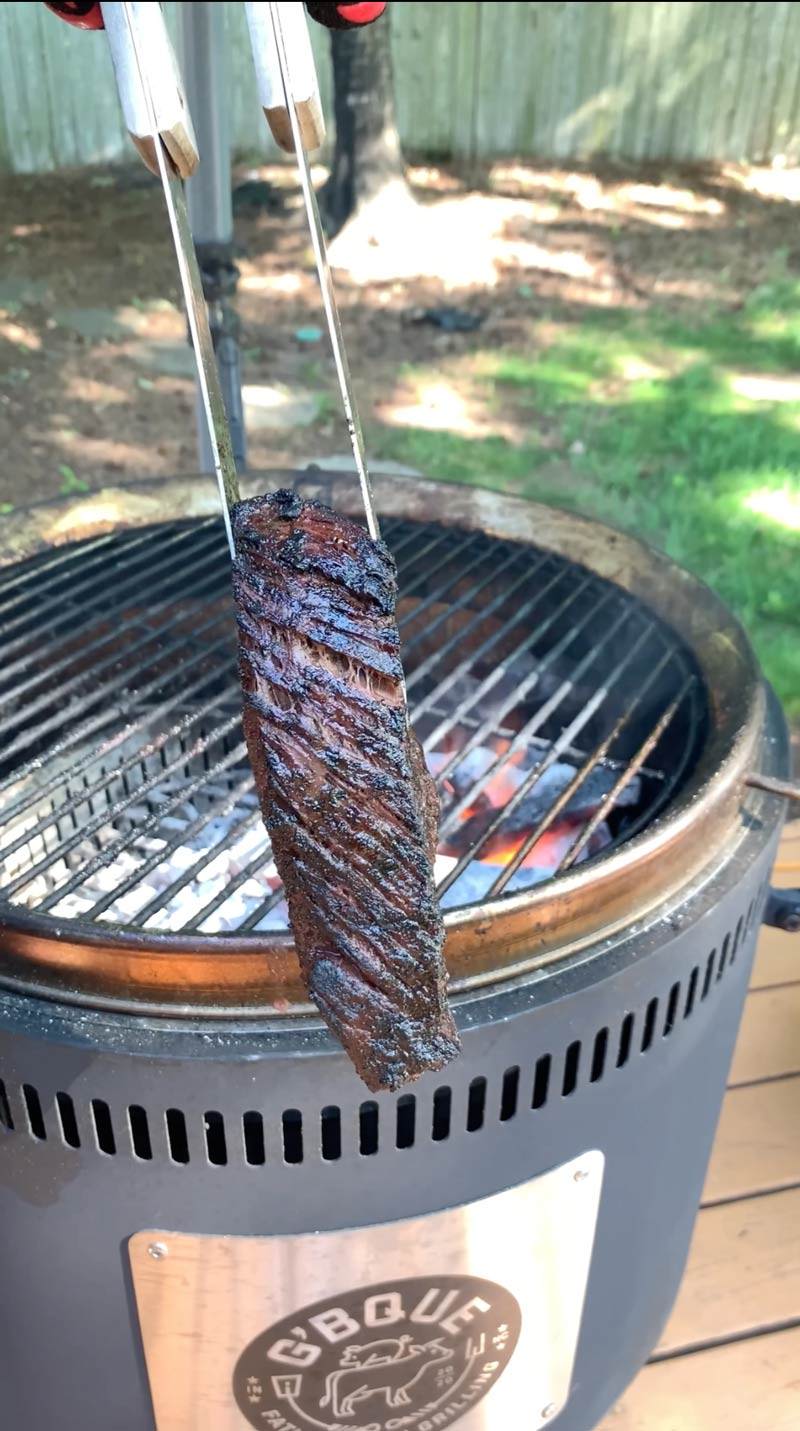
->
xmin=406 ymin=552 xmax=551 ymax=696
xmin=0 ymin=526 xmax=164 ymax=622
xmin=188 ymin=838 xmax=275 ymax=931
xmin=0 ymin=515 xmax=707 ymax=932
xmin=237 ymin=883 xmax=287 ymax=933
xmin=396 ymin=541 xmax=525 ymax=660
xmin=488 ymin=644 xmax=677 ymax=894
xmin=0 ymin=626 xmax=238 ymax=835
xmin=37 ymin=733 xmax=250 ymax=913
xmin=0 ymin=538 xmax=227 ymax=734
xmin=558 ymin=674 xmax=695 ymax=873
xmin=423 ymin=706 xmax=669 ymax=784
xmin=0 ymin=523 xmax=469 ymax=808
xmin=409 ymin=564 xmax=566 ymax=728
xmin=138 ymin=808 xmax=266 ymax=929
xmin=0 ymin=591 xmax=232 ymax=780
xmin=80 ymin=768 xmax=256 ymax=923
xmin=429 ymin=577 xmax=610 ymax=794
xmin=0 ymin=530 xmax=121 ymax=607
xmin=6 ymin=703 xmax=243 ymax=901
xmin=0 ymin=521 xmax=215 ymax=657
xmin=436 ymin=605 xmax=638 ymax=891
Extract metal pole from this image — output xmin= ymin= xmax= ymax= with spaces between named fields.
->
xmin=177 ymin=1 xmax=246 ymax=472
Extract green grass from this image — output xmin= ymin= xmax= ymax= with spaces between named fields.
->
xmin=373 ymin=279 xmax=800 ymax=716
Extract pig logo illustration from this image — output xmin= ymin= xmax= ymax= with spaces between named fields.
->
xmin=233 ymin=1274 xmax=521 ymax=1431
xmin=319 ymin=1335 xmax=455 ymax=1419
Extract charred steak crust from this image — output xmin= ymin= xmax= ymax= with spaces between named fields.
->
xmin=232 ymin=489 xmax=460 ymax=1091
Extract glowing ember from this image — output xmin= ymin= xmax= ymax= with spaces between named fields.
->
xmin=474 ymin=820 xmax=586 ymax=869
xmin=10 ymin=726 xmax=642 ymax=930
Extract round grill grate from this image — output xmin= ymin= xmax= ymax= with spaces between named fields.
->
xmin=0 ymin=516 xmax=705 ymax=938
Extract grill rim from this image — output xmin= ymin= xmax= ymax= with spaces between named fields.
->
xmin=0 ymin=471 xmax=765 ymax=1015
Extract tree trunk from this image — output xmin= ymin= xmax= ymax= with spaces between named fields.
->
xmin=322 ymin=19 xmax=409 ymax=235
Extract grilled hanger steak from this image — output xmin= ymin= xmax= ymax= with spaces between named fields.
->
xmin=233 ymin=489 xmax=460 ymax=1090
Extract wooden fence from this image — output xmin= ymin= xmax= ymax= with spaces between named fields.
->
xmin=0 ymin=2 xmax=798 ymax=174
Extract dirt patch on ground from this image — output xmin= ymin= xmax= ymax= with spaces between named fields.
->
xmin=0 ymin=156 xmax=799 ymax=508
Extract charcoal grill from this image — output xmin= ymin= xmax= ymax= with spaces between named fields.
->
xmin=0 ymin=471 xmax=793 ymax=1431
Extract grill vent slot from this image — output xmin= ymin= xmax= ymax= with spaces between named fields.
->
xmin=590 ymin=1030 xmax=608 ymax=1083
xmin=717 ymin=934 xmax=731 ymax=981
xmin=532 ymin=1054 xmax=551 ymax=1109
xmin=91 ymin=1098 xmax=115 ymax=1155
xmin=282 ymin=1109 xmax=304 ymax=1165
xmin=562 ymin=1041 xmax=581 ymax=1096
xmin=663 ymin=983 xmax=681 ymax=1038
xmin=396 ymin=1094 xmax=416 ymax=1149
xmin=617 ymin=1013 xmax=635 ymax=1068
xmin=467 ymin=1077 xmax=487 ymax=1131
xmin=684 ymin=968 xmax=699 ymax=1020
xmin=129 ymin=1105 xmax=153 ymax=1161
xmin=204 ymin=1111 xmax=227 ymax=1166
xmin=359 ymin=1102 xmax=379 ymax=1157
xmin=56 ymin=1091 xmax=80 ymax=1149
xmin=23 ymin=1084 xmax=46 ymax=1141
xmin=500 ymin=1067 xmax=520 ymax=1121
xmin=432 ymin=1087 xmax=452 ymax=1141
xmin=243 ymin=1111 xmax=265 ymax=1166
xmin=0 ymin=908 xmax=753 ymax=1167
xmin=320 ymin=1106 xmax=341 ymax=1162
xmin=640 ymin=998 xmax=659 ymax=1053
xmin=166 ymin=1108 xmax=189 ymax=1165
xmin=0 ymin=1079 xmax=13 ymax=1131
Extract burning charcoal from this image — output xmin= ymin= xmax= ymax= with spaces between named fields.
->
xmin=497 ymin=760 xmax=643 ymax=835
xmin=435 ymin=805 xmax=607 ymax=909
xmin=439 ymin=744 xmax=642 ymax=856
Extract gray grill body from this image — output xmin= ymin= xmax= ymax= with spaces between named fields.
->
xmin=0 ymin=787 xmax=780 ymax=1431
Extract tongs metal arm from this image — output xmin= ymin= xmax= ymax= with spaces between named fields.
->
xmin=250 ymin=0 xmax=381 ymax=542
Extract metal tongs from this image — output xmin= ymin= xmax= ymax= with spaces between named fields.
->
xmin=102 ymin=1 xmax=380 ymax=552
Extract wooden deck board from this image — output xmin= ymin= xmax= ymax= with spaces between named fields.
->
xmin=595 ymin=827 xmax=800 ymax=1426
xmin=728 ymin=985 xmax=800 ymax=1086
xmin=704 ymin=1077 xmax=800 ymax=1204
xmin=595 ymin=1326 xmax=800 ymax=1430
xmin=656 ymin=1187 xmax=800 ymax=1355
xmin=752 ymin=927 xmax=800 ymax=990
xmin=751 ymin=829 xmax=799 ymax=987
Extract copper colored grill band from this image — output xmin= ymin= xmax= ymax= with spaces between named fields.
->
xmin=0 ymin=474 xmax=764 ymax=1013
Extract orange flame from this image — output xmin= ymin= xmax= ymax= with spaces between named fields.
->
xmin=478 ymin=826 xmax=577 ymax=869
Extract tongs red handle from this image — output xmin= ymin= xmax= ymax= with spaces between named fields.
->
xmin=44 ymin=1 xmax=104 ymax=28
xmin=306 ymin=2 xmax=388 ymax=26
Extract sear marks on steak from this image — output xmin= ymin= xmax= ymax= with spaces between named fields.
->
xmin=232 ymin=488 xmax=460 ymax=1091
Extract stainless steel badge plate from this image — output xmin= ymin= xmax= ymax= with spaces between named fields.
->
xmin=129 ymin=1151 xmax=604 ymax=1431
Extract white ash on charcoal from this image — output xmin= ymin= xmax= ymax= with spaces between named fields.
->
xmin=15 ymin=785 xmax=290 ymax=934
xmin=9 ymin=734 xmax=643 ymax=932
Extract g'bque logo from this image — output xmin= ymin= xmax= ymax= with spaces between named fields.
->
xmin=233 ymin=1275 xmax=521 ymax=1431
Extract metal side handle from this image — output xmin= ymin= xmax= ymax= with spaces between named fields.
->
xmin=763 ymin=888 xmax=800 ymax=934
xmin=746 ymin=774 xmax=800 ymax=933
